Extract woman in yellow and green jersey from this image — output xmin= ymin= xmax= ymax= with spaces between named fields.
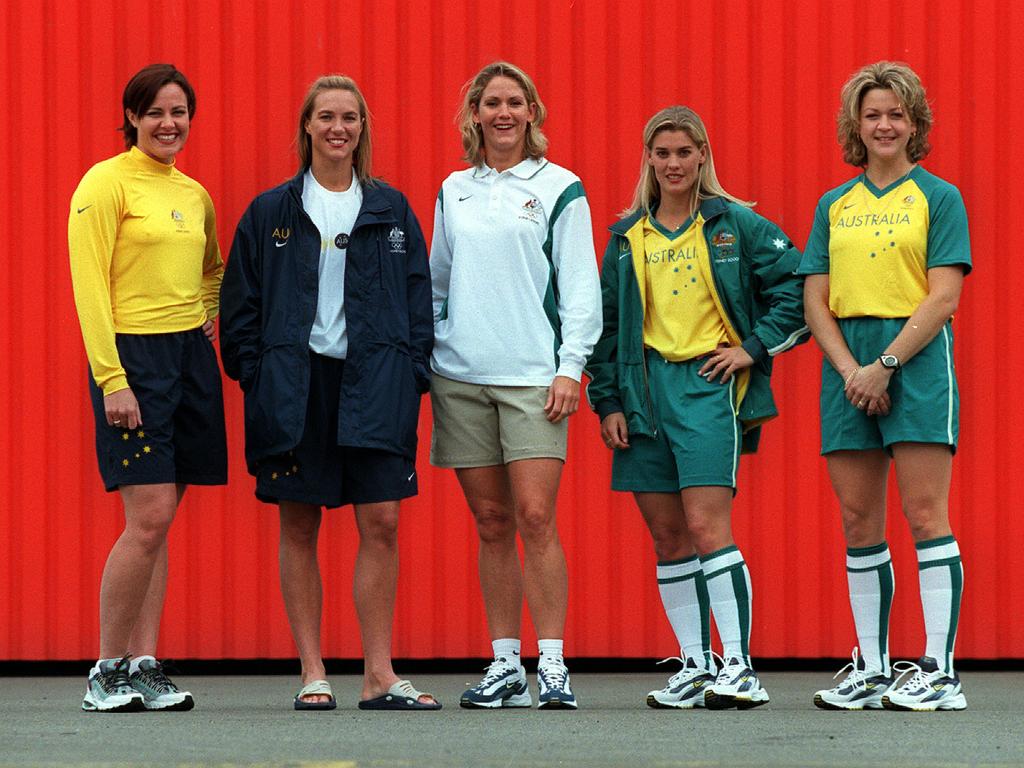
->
xmin=68 ymin=64 xmax=226 ymax=713
xmin=800 ymin=62 xmax=971 ymax=712
xmin=586 ymin=106 xmax=807 ymax=710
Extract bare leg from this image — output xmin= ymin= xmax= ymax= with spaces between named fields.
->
xmin=98 ymin=483 xmax=179 ymax=658
xmin=827 ymin=449 xmax=890 ymax=547
xmin=456 ymin=465 xmax=522 ymax=640
xmin=635 ymin=492 xmax=696 ymax=561
xmin=279 ymin=501 xmax=328 ymax=704
xmin=353 ymin=501 xmax=435 ymax=704
xmin=679 ymin=486 xmax=734 ymax=556
xmin=891 ymin=443 xmax=953 ymax=542
xmin=127 ymin=484 xmax=187 ymax=656
xmin=507 ymin=458 xmax=566 ymax=639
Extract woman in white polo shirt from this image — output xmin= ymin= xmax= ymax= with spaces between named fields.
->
xmin=429 ymin=60 xmax=602 ymax=710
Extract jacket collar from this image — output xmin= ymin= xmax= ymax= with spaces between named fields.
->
xmin=609 ymin=196 xmax=730 ymax=235
xmin=286 ymin=169 xmax=394 ymax=220
xmin=472 ymin=156 xmax=548 ymax=180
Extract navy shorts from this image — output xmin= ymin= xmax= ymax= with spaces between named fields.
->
xmin=255 ymin=352 xmax=418 ymax=509
xmin=88 ymin=327 xmax=227 ymax=492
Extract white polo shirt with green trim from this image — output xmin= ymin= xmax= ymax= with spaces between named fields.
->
xmin=429 ymin=157 xmax=602 ymax=385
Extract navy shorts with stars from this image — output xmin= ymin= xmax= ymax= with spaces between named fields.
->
xmin=254 ymin=352 xmax=417 ymax=509
xmin=88 ymin=327 xmax=228 ymax=492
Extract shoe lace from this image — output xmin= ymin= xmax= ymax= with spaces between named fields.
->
xmin=831 ymin=647 xmax=872 ymax=690
xmin=134 ymin=660 xmax=179 ymax=693
xmin=538 ymin=661 xmax=568 ymax=690
xmin=655 ymin=655 xmax=707 ymax=687
xmin=891 ymin=660 xmax=928 ymax=692
xmin=710 ymin=651 xmax=742 ymax=682
xmin=477 ymin=659 xmax=516 ymax=687
xmin=97 ymin=654 xmax=133 ymax=694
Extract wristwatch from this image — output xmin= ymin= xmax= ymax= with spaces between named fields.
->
xmin=879 ymin=354 xmax=901 ymax=371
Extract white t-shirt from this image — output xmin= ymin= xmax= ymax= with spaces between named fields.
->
xmin=302 ymin=169 xmax=363 ymax=358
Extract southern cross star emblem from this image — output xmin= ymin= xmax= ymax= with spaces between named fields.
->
xmin=772 ymin=238 xmax=786 ymax=250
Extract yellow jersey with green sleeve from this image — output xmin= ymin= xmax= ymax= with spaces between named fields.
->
xmin=68 ymin=146 xmax=223 ymax=395
xmin=641 ymin=213 xmax=729 ymax=361
xmin=798 ymin=166 xmax=971 ymax=317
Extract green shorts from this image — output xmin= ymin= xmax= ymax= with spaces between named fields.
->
xmin=612 ymin=352 xmax=741 ymax=492
xmin=429 ymin=374 xmax=568 ymax=467
xmin=821 ymin=317 xmax=959 ymax=455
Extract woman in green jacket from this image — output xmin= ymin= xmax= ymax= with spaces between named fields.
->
xmin=586 ymin=106 xmax=806 ymax=710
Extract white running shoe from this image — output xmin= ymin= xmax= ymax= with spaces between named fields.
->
xmin=704 ymin=655 xmax=770 ymax=710
xmin=646 ymin=656 xmax=715 ymax=709
xmin=882 ymin=657 xmax=967 ymax=711
xmin=460 ymin=658 xmax=532 ymax=708
xmin=129 ymin=658 xmax=195 ymax=711
xmin=82 ymin=656 xmax=144 ymax=713
xmin=537 ymin=658 xmax=577 ymax=709
xmin=814 ymin=648 xmax=896 ymax=710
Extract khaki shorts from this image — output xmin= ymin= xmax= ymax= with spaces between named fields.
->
xmin=429 ymin=374 xmax=568 ymax=467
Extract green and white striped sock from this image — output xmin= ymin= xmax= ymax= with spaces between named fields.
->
xmin=917 ymin=535 xmax=963 ymax=675
xmin=700 ymin=545 xmax=751 ymax=665
xmin=846 ymin=541 xmax=894 ymax=675
xmin=656 ymin=555 xmax=711 ymax=668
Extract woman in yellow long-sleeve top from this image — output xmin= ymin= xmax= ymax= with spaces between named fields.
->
xmin=68 ymin=63 xmax=226 ymax=713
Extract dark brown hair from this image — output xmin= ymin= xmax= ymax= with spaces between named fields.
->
xmin=120 ymin=64 xmax=196 ymax=149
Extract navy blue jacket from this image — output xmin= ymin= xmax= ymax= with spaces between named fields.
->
xmin=219 ymin=173 xmax=433 ymax=473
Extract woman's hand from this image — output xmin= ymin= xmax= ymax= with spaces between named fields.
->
xmin=600 ymin=412 xmax=630 ymax=450
xmin=544 ymin=376 xmax=580 ymax=423
xmin=104 ymin=387 xmax=143 ymax=430
xmin=844 ymin=362 xmax=893 ymax=417
xmin=698 ymin=344 xmax=755 ymax=383
xmin=202 ymin=319 xmax=217 ymax=342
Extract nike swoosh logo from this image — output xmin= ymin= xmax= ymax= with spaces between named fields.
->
xmin=843 ymin=203 xmax=856 ymax=209
xmin=459 ymin=195 xmax=472 ymax=201
xmin=77 ymin=205 xmax=92 ymax=214
xmin=406 ymin=471 xmax=415 ymax=481
xmin=274 ymin=240 xmax=287 ymax=248
xmin=619 ymin=253 xmax=629 ymax=260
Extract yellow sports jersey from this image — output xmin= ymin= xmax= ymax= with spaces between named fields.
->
xmin=68 ymin=146 xmax=223 ymax=395
xmin=639 ymin=214 xmax=729 ymax=361
xmin=798 ymin=166 xmax=971 ymax=318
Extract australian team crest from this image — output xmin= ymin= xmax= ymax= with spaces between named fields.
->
xmin=711 ymin=230 xmax=736 ymax=260
xmin=170 ymin=209 xmax=186 ymax=231
xmin=388 ymin=226 xmax=406 ymax=253
xmin=518 ymin=197 xmax=542 ymax=223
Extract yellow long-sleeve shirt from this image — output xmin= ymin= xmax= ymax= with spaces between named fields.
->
xmin=68 ymin=146 xmax=223 ymax=395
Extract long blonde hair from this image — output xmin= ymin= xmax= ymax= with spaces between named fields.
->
xmin=622 ymin=106 xmax=752 ymax=218
xmin=456 ymin=61 xmax=548 ymax=167
xmin=837 ymin=61 xmax=932 ymax=167
xmin=295 ymin=74 xmax=374 ymax=183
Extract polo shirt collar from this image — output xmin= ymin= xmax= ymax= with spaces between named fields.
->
xmin=472 ymin=156 xmax=549 ymax=180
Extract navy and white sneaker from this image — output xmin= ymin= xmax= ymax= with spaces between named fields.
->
xmin=82 ymin=656 xmax=144 ymax=713
xmin=704 ymin=656 xmax=769 ymax=710
xmin=814 ymin=648 xmax=896 ymax=710
xmin=129 ymin=658 xmax=195 ymax=711
xmin=460 ymin=658 xmax=531 ymax=708
xmin=537 ymin=659 xmax=577 ymax=709
xmin=646 ymin=656 xmax=715 ymax=709
xmin=882 ymin=657 xmax=967 ymax=711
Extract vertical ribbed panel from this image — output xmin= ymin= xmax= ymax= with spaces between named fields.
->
xmin=2 ymin=0 xmax=1021 ymax=661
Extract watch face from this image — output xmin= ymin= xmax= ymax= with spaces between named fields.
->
xmin=880 ymin=355 xmax=900 ymax=369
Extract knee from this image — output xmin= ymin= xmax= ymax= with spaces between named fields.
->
xmin=280 ymin=509 xmax=321 ymax=548
xmin=682 ymin=508 xmax=729 ymax=555
xmin=472 ymin=503 xmax=517 ymax=545
xmin=901 ymin=494 xmax=949 ymax=541
xmin=647 ymin=523 xmax=689 ymax=562
xmin=123 ymin=492 xmax=176 ymax=551
xmin=515 ymin=503 xmax=557 ymax=546
xmin=359 ymin=508 xmax=400 ymax=546
xmin=839 ymin=502 xmax=886 ymax=546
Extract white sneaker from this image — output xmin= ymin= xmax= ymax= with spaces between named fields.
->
xmin=704 ymin=656 xmax=769 ymax=710
xmin=537 ymin=659 xmax=577 ymax=709
xmin=646 ymin=656 xmax=715 ymax=709
xmin=82 ymin=656 xmax=144 ymax=713
xmin=460 ymin=658 xmax=531 ymax=708
xmin=882 ymin=657 xmax=967 ymax=711
xmin=129 ymin=658 xmax=195 ymax=711
xmin=814 ymin=648 xmax=896 ymax=710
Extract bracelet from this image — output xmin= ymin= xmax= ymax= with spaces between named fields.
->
xmin=843 ymin=367 xmax=860 ymax=388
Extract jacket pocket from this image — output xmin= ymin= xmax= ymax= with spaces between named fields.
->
xmin=243 ymin=344 xmax=306 ymax=465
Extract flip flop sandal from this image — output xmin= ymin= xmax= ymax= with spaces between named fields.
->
xmin=294 ymin=679 xmax=337 ymax=710
xmin=358 ymin=679 xmax=442 ymax=710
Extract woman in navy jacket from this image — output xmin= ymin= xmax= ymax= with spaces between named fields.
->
xmin=220 ymin=75 xmax=436 ymax=710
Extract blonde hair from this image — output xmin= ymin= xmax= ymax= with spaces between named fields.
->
xmin=623 ymin=106 xmax=752 ymax=218
xmin=296 ymin=75 xmax=374 ymax=183
xmin=838 ymin=61 xmax=932 ymax=167
xmin=456 ymin=61 xmax=548 ymax=167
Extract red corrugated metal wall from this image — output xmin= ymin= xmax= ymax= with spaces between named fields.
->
xmin=2 ymin=0 xmax=1021 ymax=661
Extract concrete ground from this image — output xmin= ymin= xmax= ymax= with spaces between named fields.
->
xmin=0 ymin=672 xmax=1019 ymax=767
